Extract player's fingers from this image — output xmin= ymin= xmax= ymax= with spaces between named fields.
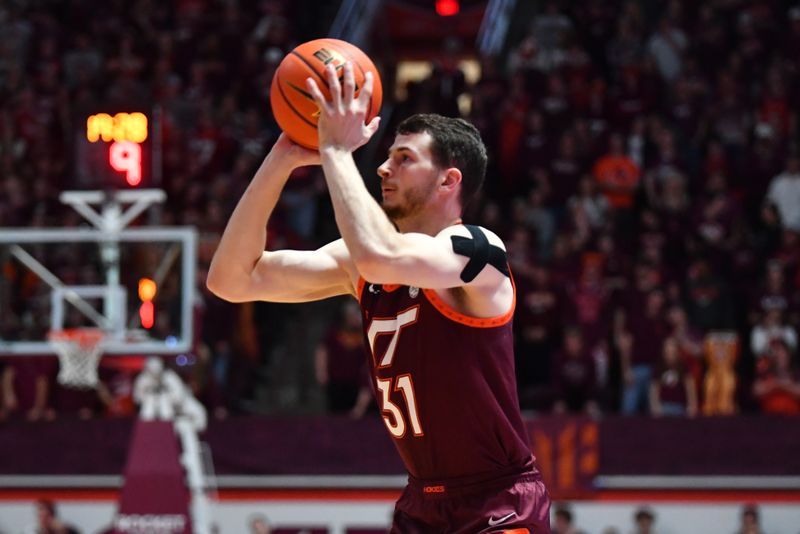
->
xmin=305 ymin=78 xmax=331 ymax=114
xmin=326 ymin=63 xmax=342 ymax=110
xmin=365 ymin=116 xmax=381 ymax=138
xmin=357 ymin=71 xmax=374 ymax=107
xmin=342 ymin=62 xmax=355 ymax=103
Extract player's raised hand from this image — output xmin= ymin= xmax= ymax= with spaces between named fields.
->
xmin=270 ymin=133 xmax=321 ymax=168
xmin=306 ymin=62 xmax=380 ymax=152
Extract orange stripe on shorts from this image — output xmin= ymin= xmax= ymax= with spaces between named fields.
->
xmin=502 ymin=529 xmax=529 ymax=534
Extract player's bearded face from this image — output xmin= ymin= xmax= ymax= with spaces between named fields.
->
xmin=381 ymin=168 xmax=439 ymax=221
xmin=379 ymin=132 xmax=441 ymax=221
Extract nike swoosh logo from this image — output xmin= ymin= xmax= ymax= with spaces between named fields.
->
xmin=487 ymin=511 xmax=517 ymax=526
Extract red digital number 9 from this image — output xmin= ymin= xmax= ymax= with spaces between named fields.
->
xmin=109 ymin=141 xmax=142 ymax=186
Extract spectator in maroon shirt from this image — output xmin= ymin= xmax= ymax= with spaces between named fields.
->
xmin=684 ymin=257 xmax=736 ymax=333
xmin=752 ymin=339 xmax=800 ymax=415
xmin=567 ymin=175 xmax=610 ymax=232
xmin=617 ymin=260 xmax=662 ymax=326
xmin=667 ymin=77 xmax=702 ymax=144
xmin=666 ymin=304 xmax=704 ymax=387
xmin=643 ymin=129 xmax=686 ymax=198
xmin=53 ymin=378 xmax=111 ymax=420
xmin=314 ymin=301 xmax=371 ymax=415
xmin=506 ymin=226 xmax=539 ymax=282
xmin=704 ymin=71 xmax=750 ymax=159
xmin=564 ymin=255 xmax=613 ymax=353
xmin=692 ymin=172 xmax=742 ymax=263
xmin=549 ymin=132 xmax=584 ymax=208
xmin=749 ymin=260 xmax=794 ymax=322
xmin=518 ymin=110 xmax=550 ymax=175
xmin=516 ymin=264 xmax=563 ymax=409
xmin=751 ymin=203 xmax=784 ymax=260
xmin=552 ymin=327 xmax=600 ymax=417
xmin=1 ymin=358 xmax=57 ymax=421
xmin=540 ymin=72 xmax=573 ymax=136
xmin=689 ymin=6 xmax=728 ymax=74
xmin=606 ymin=17 xmax=644 ymax=73
xmin=619 ymin=289 xmax=669 ymax=414
xmin=649 ymin=336 xmax=698 ymax=417
xmin=773 ymin=230 xmax=800 ymax=284
xmin=786 ymin=7 xmax=800 ymax=70
xmin=611 ymin=66 xmax=650 ymax=130
xmin=524 ymin=187 xmax=557 ymax=260
xmin=655 ymin=172 xmax=691 ymax=257
xmin=758 ymin=68 xmax=792 ymax=141
xmin=583 ymin=77 xmax=610 ymax=136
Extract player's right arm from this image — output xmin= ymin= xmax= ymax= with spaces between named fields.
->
xmin=207 ymin=135 xmax=356 ymax=303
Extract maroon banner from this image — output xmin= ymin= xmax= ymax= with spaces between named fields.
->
xmin=4 ymin=415 xmax=800 ymax=486
xmin=113 ymin=420 xmax=191 ymax=534
xmin=527 ymin=417 xmax=600 ymax=498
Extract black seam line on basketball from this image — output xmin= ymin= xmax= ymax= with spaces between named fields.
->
xmin=290 ymin=50 xmax=330 ymax=88
xmin=286 ymin=80 xmax=316 ymax=102
xmin=325 ymin=41 xmax=371 ymax=116
xmin=276 ymin=72 xmax=316 ymax=129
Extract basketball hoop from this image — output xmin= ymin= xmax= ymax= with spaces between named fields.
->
xmin=48 ymin=328 xmax=105 ymax=389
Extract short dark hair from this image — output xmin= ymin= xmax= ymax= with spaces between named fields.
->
xmin=37 ymin=499 xmax=56 ymax=516
xmin=554 ymin=505 xmax=573 ymax=522
xmin=396 ymin=113 xmax=488 ymax=211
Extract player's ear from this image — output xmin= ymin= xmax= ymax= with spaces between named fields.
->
xmin=440 ymin=167 xmax=462 ymax=192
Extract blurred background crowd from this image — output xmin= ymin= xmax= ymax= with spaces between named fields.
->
xmin=1 ymin=0 xmax=799 ymax=423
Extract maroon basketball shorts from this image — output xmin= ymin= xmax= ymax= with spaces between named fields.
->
xmin=390 ymin=470 xmax=551 ymax=534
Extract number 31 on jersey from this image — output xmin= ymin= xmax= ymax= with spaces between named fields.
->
xmin=366 ymin=306 xmax=424 ymax=438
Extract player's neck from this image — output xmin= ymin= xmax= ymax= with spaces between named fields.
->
xmin=395 ymin=210 xmax=462 ymax=235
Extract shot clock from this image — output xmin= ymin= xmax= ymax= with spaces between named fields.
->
xmin=81 ymin=111 xmax=158 ymax=188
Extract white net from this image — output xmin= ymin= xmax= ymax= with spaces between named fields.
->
xmin=48 ymin=329 xmax=105 ymax=389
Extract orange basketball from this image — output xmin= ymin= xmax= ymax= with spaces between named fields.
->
xmin=269 ymin=38 xmax=383 ymax=150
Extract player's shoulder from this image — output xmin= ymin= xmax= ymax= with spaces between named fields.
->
xmin=435 ymin=224 xmax=507 ymax=252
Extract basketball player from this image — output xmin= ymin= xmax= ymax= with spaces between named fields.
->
xmin=208 ymin=63 xmax=550 ymax=533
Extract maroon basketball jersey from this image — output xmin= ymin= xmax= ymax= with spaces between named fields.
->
xmin=357 ymin=276 xmax=534 ymax=481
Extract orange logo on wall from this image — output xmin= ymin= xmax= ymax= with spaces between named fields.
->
xmin=529 ymin=418 xmax=599 ymax=497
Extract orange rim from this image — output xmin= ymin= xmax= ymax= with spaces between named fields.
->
xmin=48 ymin=328 xmax=104 ymax=347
